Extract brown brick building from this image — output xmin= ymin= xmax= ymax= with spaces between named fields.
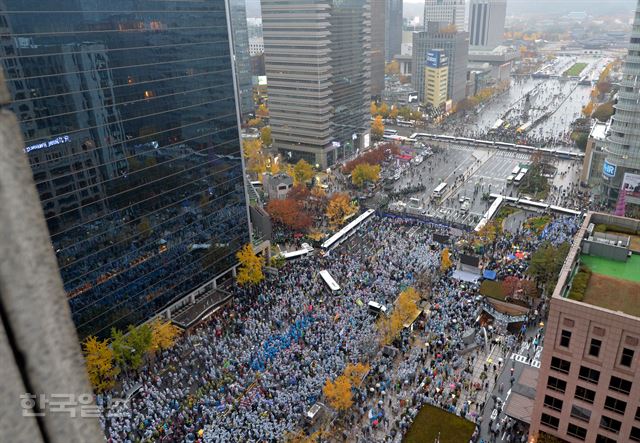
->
xmin=530 ymin=212 xmax=640 ymax=443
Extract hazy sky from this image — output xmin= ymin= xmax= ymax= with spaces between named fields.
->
xmin=247 ymin=0 xmax=637 ymax=20
xmin=403 ymin=0 xmax=637 ymax=15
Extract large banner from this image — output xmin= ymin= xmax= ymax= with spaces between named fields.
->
xmin=622 ymin=172 xmax=640 ymax=204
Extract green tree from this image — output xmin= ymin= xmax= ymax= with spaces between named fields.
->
xmin=592 ymin=101 xmax=614 ymax=122
xmin=260 ymin=126 xmax=273 ymax=146
xmin=528 ymin=242 xmax=570 ymax=294
xmin=110 ymin=323 xmax=153 ymax=371
xmin=572 ymin=131 xmax=589 ymax=151
xmin=351 ymin=163 xmax=381 ymax=187
xmin=236 ymin=243 xmax=265 ymax=286
xmin=293 ymin=159 xmax=315 ymax=184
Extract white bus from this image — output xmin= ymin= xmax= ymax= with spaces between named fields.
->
xmin=281 ymin=243 xmax=314 ymax=260
xmin=511 ymin=166 xmax=521 ymax=176
xmin=514 ymin=171 xmax=526 ymax=185
xmin=506 ymin=174 xmax=516 ymax=184
xmin=383 ymin=129 xmax=398 ymax=136
xmin=432 ymin=182 xmax=448 ymax=198
xmin=319 ymin=270 xmax=340 ymax=293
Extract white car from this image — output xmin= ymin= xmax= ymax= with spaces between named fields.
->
xmin=459 ymin=195 xmax=466 ymax=204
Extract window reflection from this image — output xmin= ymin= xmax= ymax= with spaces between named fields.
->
xmin=1 ymin=0 xmax=249 ymax=338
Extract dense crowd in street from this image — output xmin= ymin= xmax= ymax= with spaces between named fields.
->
xmin=95 ymin=209 xmax=581 ymax=443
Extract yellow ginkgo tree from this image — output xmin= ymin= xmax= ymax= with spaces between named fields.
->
xmin=83 ymin=336 xmax=120 ymax=393
xmin=236 ymin=243 xmax=265 ymax=286
xmin=150 ymin=319 xmax=182 ymax=351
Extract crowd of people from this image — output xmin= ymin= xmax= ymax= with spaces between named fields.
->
xmin=94 ymin=209 xmax=581 ymax=443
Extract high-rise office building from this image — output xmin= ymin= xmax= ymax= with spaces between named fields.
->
xmin=423 ymin=0 xmax=465 ymax=32
xmin=530 ymin=212 xmax=640 ymax=443
xmin=385 ymin=0 xmax=403 ymax=62
xmin=229 ymin=0 xmax=255 ymax=117
xmin=261 ymin=0 xmax=371 ymax=168
xmin=424 ymin=50 xmax=449 ymax=108
xmin=1 ymin=0 xmax=251 ymax=338
xmin=468 ymin=0 xmax=507 ymax=48
xmin=412 ymin=22 xmax=469 ymax=104
xmin=597 ymin=0 xmax=640 ymax=208
xmin=371 ymin=0 xmax=386 ymax=97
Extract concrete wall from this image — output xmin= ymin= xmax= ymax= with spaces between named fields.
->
xmin=0 ymin=71 xmax=102 ymax=442
xmin=582 ymin=240 xmax=629 ymax=262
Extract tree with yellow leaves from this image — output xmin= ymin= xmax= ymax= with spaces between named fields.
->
xmin=323 ymin=375 xmax=353 ymax=411
xmin=260 ymin=126 xmax=272 ymax=146
xmin=371 ymin=115 xmax=385 ymax=140
xmin=582 ymin=101 xmax=595 ymax=117
xmin=476 ymin=220 xmax=500 ymax=245
xmin=370 ymin=101 xmax=378 ymax=116
xmin=150 ymin=319 xmax=181 ymax=352
xmin=385 ymin=60 xmax=400 ymax=75
xmin=293 ymin=159 xmax=315 ymax=184
xmin=389 ymin=106 xmax=399 ymax=120
xmin=441 ymin=247 xmax=452 ymax=273
xmin=378 ymin=102 xmax=389 ymax=118
xmin=377 ymin=311 xmax=403 ymax=345
xmin=247 ymin=117 xmax=262 ymax=127
xmin=395 ymin=287 xmax=421 ymax=326
xmin=243 ymin=139 xmax=265 ymax=177
xmin=344 ymin=362 xmax=371 ymax=387
xmin=326 ymin=193 xmax=356 ymax=228
xmin=351 ymin=163 xmax=381 ymax=187
xmin=83 ymin=336 xmax=119 ymax=393
xmin=256 ymin=103 xmax=269 ymax=117
xmin=236 ymin=243 xmax=264 ymax=286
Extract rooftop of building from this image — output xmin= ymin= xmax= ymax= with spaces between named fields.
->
xmin=554 ymin=212 xmax=640 ymax=318
xmin=468 ymin=45 xmax=518 ymax=62
xmin=589 ymin=120 xmax=609 ymax=141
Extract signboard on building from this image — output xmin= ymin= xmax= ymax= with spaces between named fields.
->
xmin=603 ymin=160 xmax=617 ymax=178
xmin=426 ymin=50 xmax=448 ymax=69
xmin=363 ymin=133 xmax=370 ymax=149
xmin=622 ymin=172 xmax=640 ymax=204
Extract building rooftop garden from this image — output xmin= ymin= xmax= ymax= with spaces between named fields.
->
xmin=567 ymin=253 xmax=640 ymax=317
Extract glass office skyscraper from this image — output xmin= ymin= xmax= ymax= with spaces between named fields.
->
xmin=0 ymin=0 xmax=251 ymax=338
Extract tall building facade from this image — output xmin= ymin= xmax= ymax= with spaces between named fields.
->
xmin=385 ymin=0 xmax=403 ymax=62
xmin=469 ymin=0 xmax=507 ymax=48
xmin=371 ymin=0 xmax=386 ymax=97
xmin=423 ymin=0 xmax=465 ymax=32
xmin=261 ymin=0 xmax=371 ymax=168
xmin=229 ymin=0 xmax=255 ymax=117
xmin=1 ymin=0 xmax=251 ymax=338
xmin=530 ymin=212 xmax=640 ymax=443
xmin=424 ymin=50 xmax=449 ymax=108
xmin=412 ymin=22 xmax=469 ymax=104
xmin=597 ymin=0 xmax=640 ymax=208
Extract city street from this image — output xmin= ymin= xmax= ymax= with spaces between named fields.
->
xmin=385 ymin=144 xmax=581 ymax=227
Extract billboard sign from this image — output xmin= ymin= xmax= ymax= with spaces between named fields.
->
xmin=426 ymin=50 xmax=448 ymax=68
xmin=622 ymin=172 xmax=640 ymax=204
xmin=603 ymin=160 xmax=617 ymax=178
